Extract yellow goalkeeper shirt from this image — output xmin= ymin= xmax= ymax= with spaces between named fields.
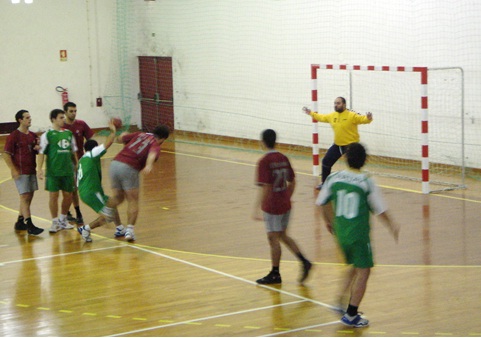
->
xmin=310 ymin=110 xmax=372 ymax=146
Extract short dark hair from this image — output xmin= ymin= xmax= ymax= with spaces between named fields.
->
xmin=63 ymin=101 xmax=76 ymax=111
xmin=262 ymin=129 xmax=276 ymax=149
xmin=346 ymin=142 xmax=367 ymax=169
xmin=152 ymin=125 xmax=170 ymax=140
xmin=84 ymin=139 xmax=99 ymax=152
xmin=50 ymin=109 xmax=65 ymax=121
xmin=15 ymin=110 xmax=29 ymax=124
xmin=337 ymin=97 xmax=347 ymax=104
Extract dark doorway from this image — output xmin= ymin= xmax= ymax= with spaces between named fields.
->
xmin=138 ymin=56 xmax=174 ymax=132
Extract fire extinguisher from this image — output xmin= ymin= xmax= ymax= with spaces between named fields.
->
xmin=55 ymin=86 xmax=69 ymax=105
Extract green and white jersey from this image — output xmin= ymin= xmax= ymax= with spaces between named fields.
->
xmin=77 ymin=144 xmax=106 ymax=195
xmin=316 ymin=169 xmax=387 ymax=244
xmin=39 ymin=128 xmax=78 ymax=177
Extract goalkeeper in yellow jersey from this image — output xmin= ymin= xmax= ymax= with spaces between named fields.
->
xmin=303 ymin=97 xmax=373 ymax=190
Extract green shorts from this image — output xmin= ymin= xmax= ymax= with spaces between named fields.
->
xmin=80 ymin=190 xmax=109 ymax=214
xmin=45 ymin=175 xmax=75 ymax=193
xmin=338 ymin=240 xmax=374 ymax=269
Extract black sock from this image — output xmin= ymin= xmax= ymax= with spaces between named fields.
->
xmin=271 ymin=266 xmax=280 ymax=274
xmin=75 ymin=206 xmax=82 ymax=218
xmin=17 ymin=215 xmax=24 ymax=222
xmin=347 ymin=304 xmax=358 ymax=317
xmin=296 ymin=253 xmax=309 ymax=264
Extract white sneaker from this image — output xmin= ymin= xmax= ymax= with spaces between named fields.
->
xmin=341 ymin=314 xmax=369 ymax=328
xmin=125 ymin=227 xmax=135 ymax=242
xmin=49 ymin=220 xmax=62 ymax=233
xmin=114 ymin=225 xmax=126 ymax=237
xmin=77 ymin=225 xmax=92 ymax=242
xmin=59 ymin=219 xmax=74 ymax=230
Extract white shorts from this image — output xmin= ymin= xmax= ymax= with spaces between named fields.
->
xmin=15 ymin=174 xmax=38 ymax=194
xmin=109 ymin=160 xmax=140 ymax=191
xmin=263 ymin=210 xmax=291 ymax=232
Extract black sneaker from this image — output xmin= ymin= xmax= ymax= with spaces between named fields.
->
xmin=25 ymin=218 xmax=44 ymax=236
xmin=14 ymin=220 xmax=28 ymax=231
xmin=28 ymin=225 xmax=44 ymax=236
xmin=299 ymin=260 xmax=312 ymax=284
xmin=67 ymin=211 xmax=76 ymax=222
xmin=256 ymin=272 xmax=282 ymax=284
xmin=76 ymin=217 xmax=84 ymax=225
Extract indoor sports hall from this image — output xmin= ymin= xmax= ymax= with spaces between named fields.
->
xmin=1 ymin=1 xmax=481 ymax=337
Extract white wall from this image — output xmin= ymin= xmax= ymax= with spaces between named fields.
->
xmin=129 ymin=0 xmax=481 ymax=168
xmin=0 ymin=0 xmax=117 ymax=132
xmin=1 ymin=0 xmax=480 ymax=169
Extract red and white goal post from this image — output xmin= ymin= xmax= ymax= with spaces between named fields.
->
xmin=309 ymin=64 xmax=465 ymax=194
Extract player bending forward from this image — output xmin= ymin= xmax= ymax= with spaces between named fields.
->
xmin=76 ymin=120 xmax=118 ymax=242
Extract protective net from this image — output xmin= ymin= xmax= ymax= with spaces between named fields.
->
xmin=105 ymin=1 xmax=481 ymax=189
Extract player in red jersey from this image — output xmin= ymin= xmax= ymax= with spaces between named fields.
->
xmin=63 ymin=102 xmax=94 ymax=225
xmin=109 ymin=125 xmax=170 ymax=241
xmin=253 ymin=129 xmax=312 ymax=284
xmin=3 ymin=110 xmax=44 ymax=235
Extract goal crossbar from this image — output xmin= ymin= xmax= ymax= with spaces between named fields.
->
xmin=310 ymin=63 xmax=465 ymax=194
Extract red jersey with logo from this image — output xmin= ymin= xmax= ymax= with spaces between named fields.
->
xmin=256 ymin=151 xmax=295 ymax=215
xmin=4 ymin=129 xmax=39 ymax=175
xmin=63 ymin=119 xmax=94 ymax=159
xmin=113 ymin=132 xmax=161 ymax=171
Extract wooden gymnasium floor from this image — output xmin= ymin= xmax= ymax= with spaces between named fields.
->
xmin=1 ymin=132 xmax=481 ymax=337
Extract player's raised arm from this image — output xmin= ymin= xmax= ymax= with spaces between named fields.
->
xmin=104 ymin=119 xmax=117 ymax=150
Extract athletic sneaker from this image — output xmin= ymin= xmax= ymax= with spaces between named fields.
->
xmin=256 ymin=272 xmax=282 ymax=284
xmin=25 ymin=219 xmax=44 ymax=236
xmin=77 ymin=225 xmax=92 ymax=242
xmin=14 ymin=220 xmax=28 ymax=231
xmin=125 ymin=227 xmax=135 ymax=242
xmin=67 ymin=211 xmax=76 ymax=222
xmin=114 ymin=225 xmax=126 ymax=237
xmin=340 ymin=314 xmax=369 ymax=328
xmin=59 ymin=219 xmax=75 ymax=230
xmin=76 ymin=217 xmax=84 ymax=225
xmin=299 ymin=260 xmax=312 ymax=284
xmin=49 ymin=220 xmax=62 ymax=233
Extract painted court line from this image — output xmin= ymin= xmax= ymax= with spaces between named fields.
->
xmin=260 ymin=320 xmax=341 ymax=337
xmin=105 ymin=244 xmax=342 ymax=336
xmin=0 ymin=245 xmax=126 ymax=266
xmin=109 ymin=300 xmax=306 ymax=337
xmin=130 ymin=244 xmax=338 ymax=310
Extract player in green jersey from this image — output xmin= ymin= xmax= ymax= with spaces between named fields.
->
xmin=316 ymin=142 xmax=399 ymax=328
xmin=38 ymin=109 xmax=78 ymax=233
xmin=76 ymin=120 xmax=118 ymax=242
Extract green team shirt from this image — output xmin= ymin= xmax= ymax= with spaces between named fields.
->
xmin=39 ymin=128 xmax=77 ymax=177
xmin=77 ymin=144 xmax=106 ymax=196
xmin=316 ymin=169 xmax=387 ymax=244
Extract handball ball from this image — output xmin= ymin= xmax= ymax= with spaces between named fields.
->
xmin=111 ymin=117 xmax=122 ymax=129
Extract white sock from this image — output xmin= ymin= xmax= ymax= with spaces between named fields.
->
xmin=59 ymin=214 xmax=67 ymax=222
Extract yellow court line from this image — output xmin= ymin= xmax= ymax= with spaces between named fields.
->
xmin=162 ymin=149 xmax=481 ymax=203
xmin=1 ymin=201 xmax=480 ymax=269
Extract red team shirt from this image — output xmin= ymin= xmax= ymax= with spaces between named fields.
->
xmin=4 ymin=129 xmax=39 ymax=175
xmin=256 ymin=151 xmax=295 ymax=215
xmin=114 ymin=132 xmax=161 ymax=171
xmin=63 ymin=120 xmax=94 ymax=159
